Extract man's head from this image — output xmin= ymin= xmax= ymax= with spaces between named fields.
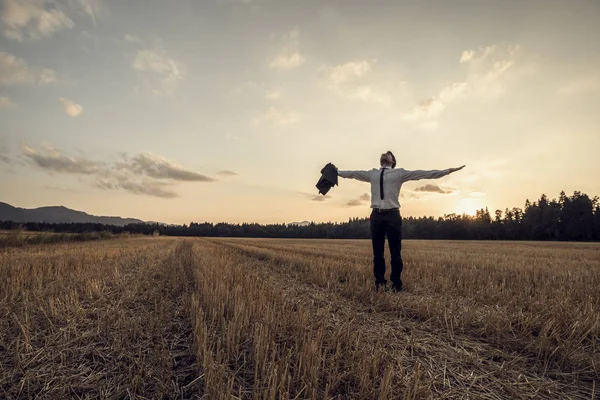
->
xmin=380 ymin=151 xmax=396 ymax=168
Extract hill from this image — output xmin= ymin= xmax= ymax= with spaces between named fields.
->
xmin=0 ymin=202 xmax=143 ymax=226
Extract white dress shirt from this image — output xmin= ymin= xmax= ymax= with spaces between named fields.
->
xmin=338 ymin=167 xmax=450 ymax=209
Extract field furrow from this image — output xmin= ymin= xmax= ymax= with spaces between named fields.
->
xmin=0 ymin=239 xmax=200 ymax=399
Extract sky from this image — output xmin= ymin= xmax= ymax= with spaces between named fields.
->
xmin=1 ymin=0 xmax=599 ymax=225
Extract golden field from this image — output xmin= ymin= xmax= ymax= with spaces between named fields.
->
xmin=1 ymin=237 xmax=598 ymax=399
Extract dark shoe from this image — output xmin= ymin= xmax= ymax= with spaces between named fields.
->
xmin=391 ymin=280 xmax=403 ymax=292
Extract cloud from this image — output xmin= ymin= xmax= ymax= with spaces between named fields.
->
xmin=344 ymin=199 xmax=362 ymax=207
xmin=256 ymin=106 xmax=300 ymax=126
xmin=122 ymin=152 xmax=215 ymax=182
xmin=1 ymin=0 xmax=99 ymax=40
xmin=311 ymin=194 xmax=331 ymax=202
xmin=20 ymin=142 xmax=102 ymax=174
xmin=76 ymin=0 xmax=101 ymax=26
xmin=403 ymin=44 xmax=520 ymax=128
xmin=95 ymin=175 xmax=178 ymax=198
xmin=464 ymin=44 xmax=521 ymax=97
xmin=0 ymin=143 xmax=10 ymax=163
xmin=59 ymin=97 xmax=83 ymax=116
xmin=132 ymin=49 xmax=185 ymax=94
xmin=400 ymin=191 xmax=420 ymax=200
xmin=217 ymin=170 xmax=238 ymax=176
xmin=38 ymin=68 xmax=57 ymax=83
xmin=265 ymin=89 xmax=280 ymax=100
xmin=349 ymin=85 xmax=391 ymax=106
xmin=414 ymin=184 xmax=453 ymax=194
xmin=268 ymin=29 xmax=305 ymax=69
xmin=18 ymin=142 xmax=218 ymax=198
xmin=330 ymin=61 xmax=371 ymax=85
xmin=327 ymin=60 xmax=391 ymax=106
xmin=1 ymin=0 xmax=74 ymax=40
xmin=403 ymin=82 xmax=467 ymax=122
xmin=124 ymin=33 xmax=142 ymax=43
xmin=0 ymin=52 xmax=58 ymax=85
xmin=0 ymin=96 xmax=15 ymax=107
xmin=0 ymin=51 xmax=32 ymax=85
xmin=460 ymin=50 xmax=474 ymax=63
xmin=344 ymin=192 xmax=370 ymax=207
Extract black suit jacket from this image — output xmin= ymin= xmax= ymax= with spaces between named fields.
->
xmin=315 ymin=163 xmax=338 ymax=195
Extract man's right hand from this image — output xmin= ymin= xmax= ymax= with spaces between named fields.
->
xmin=449 ymin=165 xmax=466 ymax=173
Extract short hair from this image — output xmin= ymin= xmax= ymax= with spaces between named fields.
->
xmin=387 ymin=151 xmax=396 ymax=168
xmin=381 ymin=151 xmax=396 ymax=168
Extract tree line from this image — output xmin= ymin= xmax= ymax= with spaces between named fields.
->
xmin=1 ymin=191 xmax=599 ymax=241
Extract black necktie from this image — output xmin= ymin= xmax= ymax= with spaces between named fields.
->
xmin=380 ymin=168 xmax=386 ymax=200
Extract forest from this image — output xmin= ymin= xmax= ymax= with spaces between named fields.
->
xmin=2 ymin=191 xmax=599 ymax=241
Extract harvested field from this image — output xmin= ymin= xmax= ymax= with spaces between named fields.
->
xmin=1 ymin=237 xmax=598 ymax=399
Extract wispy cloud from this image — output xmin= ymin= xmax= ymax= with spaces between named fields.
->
xmin=121 ymin=152 xmax=215 ymax=182
xmin=311 ymin=194 xmax=331 ymax=202
xmin=18 ymin=142 xmax=218 ymax=198
xmin=59 ymin=97 xmax=83 ymax=117
xmin=298 ymin=191 xmax=331 ymax=202
xmin=256 ymin=106 xmax=301 ymax=126
xmin=403 ymin=44 xmax=521 ymax=128
xmin=330 ymin=61 xmax=371 ymax=85
xmin=0 ymin=52 xmax=58 ymax=85
xmin=327 ymin=60 xmax=391 ymax=106
xmin=132 ymin=49 xmax=185 ymax=95
xmin=124 ymin=33 xmax=142 ymax=43
xmin=20 ymin=142 xmax=102 ymax=174
xmin=265 ymin=88 xmax=280 ymax=100
xmin=0 ymin=51 xmax=33 ymax=85
xmin=402 ymin=82 xmax=467 ymax=122
xmin=217 ymin=170 xmax=238 ymax=176
xmin=38 ymin=68 xmax=57 ymax=84
xmin=460 ymin=50 xmax=474 ymax=63
xmin=1 ymin=0 xmax=73 ymax=40
xmin=0 ymin=142 xmax=11 ymax=163
xmin=95 ymin=175 xmax=178 ymax=198
xmin=269 ymin=29 xmax=305 ymax=69
xmin=344 ymin=193 xmax=370 ymax=207
xmin=0 ymin=96 xmax=15 ymax=107
xmin=414 ymin=184 xmax=454 ymax=194
xmin=348 ymin=85 xmax=391 ymax=106
xmin=0 ymin=0 xmax=99 ymax=41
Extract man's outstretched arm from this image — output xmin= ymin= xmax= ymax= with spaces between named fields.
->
xmin=401 ymin=165 xmax=465 ymax=182
xmin=338 ymin=169 xmax=371 ymax=182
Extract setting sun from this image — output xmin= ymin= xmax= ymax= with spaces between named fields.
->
xmin=455 ymin=198 xmax=486 ymax=216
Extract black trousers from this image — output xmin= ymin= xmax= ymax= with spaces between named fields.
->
xmin=370 ymin=209 xmax=403 ymax=286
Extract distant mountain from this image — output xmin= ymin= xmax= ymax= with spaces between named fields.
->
xmin=0 ymin=202 xmax=144 ymax=226
xmin=289 ymin=221 xmax=311 ymax=227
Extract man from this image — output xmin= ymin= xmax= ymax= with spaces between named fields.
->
xmin=338 ymin=151 xmax=465 ymax=292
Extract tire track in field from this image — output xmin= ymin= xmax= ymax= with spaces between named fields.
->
xmin=206 ymin=239 xmax=595 ymax=399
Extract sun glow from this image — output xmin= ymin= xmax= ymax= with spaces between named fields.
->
xmin=455 ymin=198 xmax=486 ymax=216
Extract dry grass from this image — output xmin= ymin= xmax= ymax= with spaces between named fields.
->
xmin=1 ymin=237 xmax=598 ymax=399
xmin=0 ymin=230 xmax=121 ymax=248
